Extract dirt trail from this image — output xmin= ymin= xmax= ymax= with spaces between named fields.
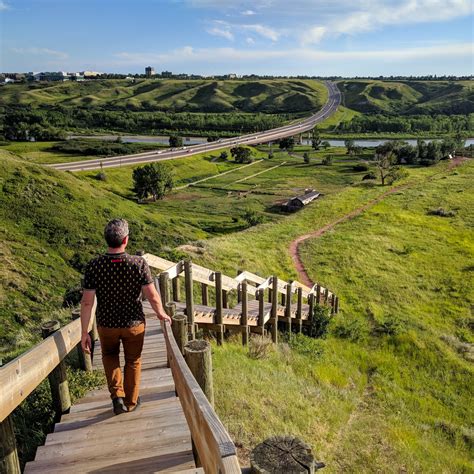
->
xmin=289 ymin=157 xmax=468 ymax=287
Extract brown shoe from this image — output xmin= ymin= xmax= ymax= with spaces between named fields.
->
xmin=127 ymin=396 xmax=141 ymax=412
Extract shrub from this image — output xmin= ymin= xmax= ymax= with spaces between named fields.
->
xmin=288 ymin=333 xmax=324 ymax=358
xmin=248 ymin=335 xmax=273 ymax=359
xmin=427 ymin=207 xmax=456 ymax=217
xmin=303 ymin=152 xmax=310 ymax=164
xmin=353 ymin=162 xmax=369 ymax=172
xmin=63 ymin=286 xmax=83 ymax=308
xmin=362 ymin=172 xmax=377 ymax=180
xmin=242 ymin=208 xmax=264 ymax=226
xmin=219 ymin=151 xmax=228 ymax=160
xmin=322 ymin=155 xmax=333 ymax=165
xmin=309 ymin=304 xmax=332 ymax=338
xmin=95 ymin=171 xmax=107 ymax=181
xmin=332 ymin=316 xmax=368 ymax=342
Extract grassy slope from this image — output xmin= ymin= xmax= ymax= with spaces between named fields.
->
xmin=0 ymin=148 xmax=213 ymax=359
xmin=338 ymin=80 xmax=474 ymax=115
xmin=193 ymin=160 xmax=473 ymax=472
xmin=0 ymin=79 xmax=327 ymax=114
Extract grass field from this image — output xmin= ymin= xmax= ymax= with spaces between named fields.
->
xmin=338 ymin=80 xmax=474 ymax=115
xmin=199 ymin=159 xmax=474 ymax=472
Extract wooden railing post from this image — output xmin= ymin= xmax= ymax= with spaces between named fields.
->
xmin=324 ymin=288 xmax=329 ymax=305
xmin=271 ymin=276 xmax=278 ymax=343
xmin=172 ymin=276 xmax=180 ymax=302
xmin=308 ymin=293 xmax=314 ymax=325
xmin=330 ymin=294 xmax=336 ymax=314
xmin=258 ymin=289 xmax=265 ymax=333
xmin=222 ymin=290 xmax=228 ymax=309
xmin=334 ymin=296 xmax=339 ymax=314
xmin=0 ymin=362 xmax=20 ymax=474
xmin=172 ymin=313 xmax=188 ymax=356
xmin=201 ymin=283 xmax=209 ymax=305
xmin=184 ymin=340 xmax=214 ymax=406
xmin=285 ymin=282 xmax=292 ymax=334
xmin=316 ymin=284 xmax=321 ymax=305
xmin=241 ymin=281 xmax=249 ymax=346
xmin=41 ymin=321 xmax=71 ymax=422
xmin=71 ymin=309 xmax=92 ymax=372
xmin=237 ymin=270 xmax=243 ymax=303
xmin=159 ymin=272 xmax=170 ymax=308
xmin=296 ymin=287 xmax=303 ymax=333
xmin=184 ymin=260 xmax=195 ymax=339
xmin=214 ymin=272 xmax=224 ymax=345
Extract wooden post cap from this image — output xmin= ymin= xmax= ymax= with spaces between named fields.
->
xmin=172 ymin=313 xmax=187 ymax=323
xmin=250 ymin=436 xmax=325 ymax=473
xmin=41 ymin=320 xmax=61 ymax=337
xmin=185 ymin=339 xmax=209 ymax=353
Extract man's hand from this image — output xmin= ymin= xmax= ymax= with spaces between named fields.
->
xmin=81 ymin=333 xmax=92 ymax=354
xmin=158 ymin=312 xmax=172 ymax=325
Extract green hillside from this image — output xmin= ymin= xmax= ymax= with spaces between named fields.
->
xmin=338 ymin=80 xmax=474 ymax=115
xmin=0 ymin=79 xmax=327 ymax=113
xmin=194 ymin=159 xmax=474 ymax=471
xmin=0 ymin=148 xmax=213 ymax=358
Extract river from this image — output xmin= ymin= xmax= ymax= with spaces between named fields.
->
xmin=69 ymin=134 xmax=474 ymax=148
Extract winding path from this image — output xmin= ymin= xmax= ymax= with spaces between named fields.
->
xmin=289 ymin=157 xmax=468 ymax=287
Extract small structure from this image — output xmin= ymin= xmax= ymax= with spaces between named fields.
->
xmin=283 ymin=188 xmax=320 ymax=212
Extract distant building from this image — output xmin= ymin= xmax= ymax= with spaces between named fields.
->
xmin=33 ymin=71 xmax=69 ymax=81
xmin=81 ymin=71 xmax=102 ymax=78
xmin=227 ymin=73 xmax=237 ymax=79
xmin=282 ymin=189 xmax=321 ymax=212
xmin=145 ymin=66 xmax=155 ymax=77
xmin=161 ymin=70 xmax=172 ymax=78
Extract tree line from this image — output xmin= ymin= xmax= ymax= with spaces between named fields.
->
xmin=1 ymin=106 xmax=291 ymax=141
xmin=337 ymin=114 xmax=473 ymax=134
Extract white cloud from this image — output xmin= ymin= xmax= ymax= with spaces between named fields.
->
xmin=241 ymin=24 xmax=280 ymax=41
xmin=302 ymin=0 xmax=474 ymax=44
xmin=206 ymin=26 xmax=234 ymax=40
xmin=246 ymin=37 xmax=255 ymax=44
xmin=113 ymin=42 xmax=472 ymax=65
xmin=11 ymin=47 xmax=69 ymax=60
xmin=0 ymin=1 xmax=9 ymax=11
xmin=241 ymin=9 xmax=256 ymax=16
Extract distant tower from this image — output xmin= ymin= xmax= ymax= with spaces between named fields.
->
xmin=145 ymin=66 xmax=155 ymax=78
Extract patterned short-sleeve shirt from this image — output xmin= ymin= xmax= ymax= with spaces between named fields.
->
xmin=83 ymin=252 xmax=153 ymax=328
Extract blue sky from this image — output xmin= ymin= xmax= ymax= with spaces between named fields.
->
xmin=1 ymin=0 xmax=473 ymax=76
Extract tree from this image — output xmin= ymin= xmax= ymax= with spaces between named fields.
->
xmin=279 ymin=137 xmax=295 ymax=152
xmin=303 ymin=152 xmax=310 ymax=164
xmin=321 ymin=141 xmax=331 ymax=150
xmin=230 ymin=146 xmax=253 ymax=163
xmin=344 ymin=139 xmax=356 ymax=155
xmin=132 ymin=163 xmax=173 ymax=201
xmin=311 ymin=127 xmax=322 ymax=151
xmin=374 ymin=151 xmax=407 ymax=185
xmin=169 ymin=135 xmax=183 ymax=148
xmin=268 ymin=149 xmax=274 ymax=159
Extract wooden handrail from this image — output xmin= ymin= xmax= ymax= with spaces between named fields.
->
xmin=0 ymin=312 xmax=95 ymax=423
xmin=161 ymin=321 xmax=241 ymax=473
xmin=164 ymin=260 xmax=185 ymax=280
xmin=143 ymin=252 xmax=338 ymax=309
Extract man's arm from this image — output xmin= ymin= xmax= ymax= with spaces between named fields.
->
xmin=80 ymin=289 xmax=96 ymax=354
xmin=142 ymin=283 xmax=172 ymax=324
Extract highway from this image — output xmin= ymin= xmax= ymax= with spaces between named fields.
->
xmin=49 ymin=81 xmax=341 ymax=172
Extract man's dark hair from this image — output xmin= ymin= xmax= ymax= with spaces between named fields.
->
xmin=104 ymin=219 xmax=129 ymax=248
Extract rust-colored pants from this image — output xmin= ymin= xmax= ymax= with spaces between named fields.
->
xmin=97 ymin=323 xmax=145 ymax=410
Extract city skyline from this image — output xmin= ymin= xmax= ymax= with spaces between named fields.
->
xmin=1 ymin=0 xmax=473 ymax=76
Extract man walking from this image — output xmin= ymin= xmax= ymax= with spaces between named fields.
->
xmin=80 ymin=218 xmax=171 ymax=414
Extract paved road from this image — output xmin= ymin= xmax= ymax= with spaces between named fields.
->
xmin=49 ymin=81 xmax=341 ymax=172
